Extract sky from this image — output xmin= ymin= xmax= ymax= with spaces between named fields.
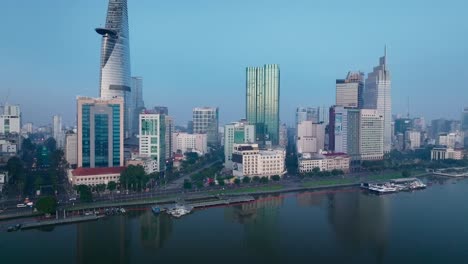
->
xmin=1 ymin=0 xmax=467 ymax=127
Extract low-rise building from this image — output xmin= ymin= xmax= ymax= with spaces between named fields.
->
xmin=68 ymin=167 xmax=125 ymax=186
xmin=431 ymin=147 xmax=464 ymax=160
xmin=298 ymin=152 xmax=350 ymax=173
xmin=232 ymin=144 xmax=286 ymax=178
xmin=127 ymin=157 xmax=159 ymax=175
xmin=0 ymin=171 xmax=7 ymax=192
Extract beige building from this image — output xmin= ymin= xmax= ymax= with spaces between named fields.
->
xmin=68 ymin=167 xmax=125 ymax=186
xmin=431 ymin=147 xmax=464 ymax=160
xmin=65 ymin=132 xmax=77 ymax=167
xmin=359 ymin=109 xmax=384 ymax=160
xmin=172 ymin=132 xmax=208 ymax=155
xmin=232 ymin=144 xmax=286 ymax=178
xmin=298 ymin=152 xmax=350 ymax=173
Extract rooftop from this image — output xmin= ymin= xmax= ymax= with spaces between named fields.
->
xmin=72 ymin=167 xmax=126 ymax=177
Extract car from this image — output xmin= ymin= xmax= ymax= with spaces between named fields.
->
xmin=26 ymin=202 xmax=34 ymax=207
xmin=69 ymin=197 xmax=77 ymax=201
xmin=16 ymin=204 xmax=27 ymax=208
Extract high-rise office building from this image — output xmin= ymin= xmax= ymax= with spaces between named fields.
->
xmin=77 ymin=97 xmax=124 ymax=168
xmin=246 ymin=64 xmax=280 ymax=145
xmin=224 ymin=121 xmax=256 ymax=169
xmin=462 ymin=107 xmax=468 ymax=148
xmin=359 ymin=109 xmax=384 ymax=160
xmin=153 ymin=106 xmax=169 ymax=115
xmin=365 ymin=49 xmax=391 ymax=152
xmin=193 ymin=107 xmax=219 ymax=146
xmin=129 ymin=77 xmax=145 ymax=136
xmin=53 ymin=115 xmax=64 ymax=149
xmin=96 ymin=0 xmax=132 ymax=136
xmin=0 ymin=104 xmax=20 ymax=134
xmin=164 ymin=116 xmax=174 ymax=159
xmin=138 ymin=113 xmax=166 ymax=172
xmin=296 ymin=121 xmax=325 ymax=154
xmin=336 ymin=71 xmax=364 ymax=108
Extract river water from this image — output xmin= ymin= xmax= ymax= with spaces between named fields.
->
xmin=1 ymin=176 xmax=468 ymax=264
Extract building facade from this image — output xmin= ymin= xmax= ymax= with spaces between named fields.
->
xmin=298 ymin=152 xmax=350 ymax=173
xmin=65 ymin=132 xmax=78 ymax=167
xmin=0 ymin=104 xmax=20 ymax=135
xmin=232 ymin=144 xmax=286 ymax=178
xmin=365 ymin=49 xmax=391 ymax=153
xmin=172 ymin=132 xmax=208 ymax=155
xmin=405 ymin=130 xmax=421 ymax=150
xmin=359 ymin=109 xmax=384 ymax=160
xmin=246 ymin=64 xmax=280 ymax=145
xmin=77 ymin=97 xmax=124 ymax=168
xmin=193 ymin=107 xmax=219 ymax=146
xmin=336 ymin=71 xmax=364 ymax=108
xmin=431 ymin=147 xmax=464 ymax=160
xmin=68 ymin=167 xmax=125 ymax=186
xmin=296 ymin=107 xmax=319 ymax=125
xmin=138 ymin=113 xmax=166 ymax=172
xmin=224 ymin=121 xmax=256 ymax=169
xmin=462 ymin=107 xmax=468 ymax=148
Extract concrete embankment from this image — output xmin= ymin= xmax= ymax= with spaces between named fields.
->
xmin=20 ymin=215 xmax=105 ymax=230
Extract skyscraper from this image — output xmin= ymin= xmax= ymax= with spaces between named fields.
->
xmin=129 ymin=77 xmax=145 ymax=136
xmin=336 ymin=71 xmax=364 ymax=108
xmin=359 ymin=109 xmax=384 ymax=160
xmin=365 ymin=48 xmax=392 ymax=152
xmin=193 ymin=107 xmax=219 ymax=146
xmin=77 ymin=97 xmax=124 ymax=168
xmin=53 ymin=115 xmax=64 ymax=149
xmin=96 ymin=0 xmax=132 ymax=136
xmin=246 ymin=64 xmax=280 ymax=146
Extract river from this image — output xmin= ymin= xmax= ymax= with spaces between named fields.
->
xmin=1 ymin=176 xmax=468 ymax=264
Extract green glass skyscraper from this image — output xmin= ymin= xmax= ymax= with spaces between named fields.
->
xmin=246 ymin=64 xmax=280 ymax=146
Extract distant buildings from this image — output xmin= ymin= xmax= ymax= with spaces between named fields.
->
xmin=224 ymin=121 xmax=255 ymax=169
xmin=129 ymin=77 xmax=145 ymax=136
xmin=0 ymin=104 xmax=21 ymax=134
xmin=193 ymin=107 xmax=219 ymax=146
xmin=405 ymin=130 xmax=421 ymax=150
xmin=53 ymin=115 xmax=65 ymax=149
xmin=437 ymin=132 xmax=464 ymax=149
xmin=231 ymin=144 xmax=285 ymax=178
xmin=296 ymin=107 xmax=319 ymax=125
xmin=138 ymin=112 xmax=166 ymax=173
xmin=462 ymin=107 xmax=468 ymax=148
xmin=77 ymin=97 xmax=124 ymax=168
xmin=298 ymin=152 xmax=350 ymax=174
xmin=364 ymin=49 xmax=392 ymax=153
xmin=172 ymin=132 xmax=208 ymax=155
xmin=279 ymin=123 xmax=288 ymax=148
xmin=246 ymin=64 xmax=280 ymax=146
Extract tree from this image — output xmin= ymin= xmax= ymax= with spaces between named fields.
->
xmin=107 ymin=181 xmax=117 ymax=192
xmin=96 ymin=184 xmax=106 ymax=193
xmin=402 ymin=170 xmax=412 ymax=178
xmin=331 ymin=169 xmax=340 ymax=176
xmin=183 ymin=179 xmax=192 ymax=189
xmin=271 ymin=175 xmax=281 ymax=181
xmin=36 ymin=196 xmax=57 ymax=214
xmin=242 ymin=177 xmax=251 ymax=184
xmin=312 ymin=167 xmax=321 ymax=175
xmin=77 ymin=185 xmax=93 ymax=203
xmin=260 ymin=177 xmax=269 ymax=184
xmin=120 ymin=165 xmax=148 ymax=191
xmin=217 ymin=178 xmax=225 ymax=186
xmin=252 ymin=176 xmax=261 ymax=183
xmin=44 ymin=137 xmax=57 ymax=153
xmin=234 ymin=178 xmax=241 ymax=185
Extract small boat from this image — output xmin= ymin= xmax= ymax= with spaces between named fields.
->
xmin=166 ymin=204 xmax=193 ymax=218
xmin=119 ymin=208 xmax=126 ymax=214
xmin=151 ymin=206 xmax=161 ymax=215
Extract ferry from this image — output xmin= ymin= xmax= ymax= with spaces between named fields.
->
xmin=166 ymin=205 xmax=193 ymax=218
xmin=361 ymin=183 xmax=398 ymax=194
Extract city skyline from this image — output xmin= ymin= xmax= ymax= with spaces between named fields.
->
xmin=1 ymin=0 xmax=467 ymax=126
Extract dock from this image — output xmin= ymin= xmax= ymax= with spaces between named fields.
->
xmin=189 ymin=195 xmax=255 ymax=208
xmin=20 ymin=215 xmax=105 ymax=230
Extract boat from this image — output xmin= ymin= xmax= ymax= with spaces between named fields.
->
xmin=361 ymin=183 xmax=397 ymax=194
xmin=151 ymin=206 xmax=162 ymax=215
xmin=166 ymin=204 xmax=193 ymax=218
xmin=119 ymin=208 xmax=126 ymax=214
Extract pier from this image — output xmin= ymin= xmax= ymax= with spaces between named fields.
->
xmin=20 ymin=215 xmax=105 ymax=230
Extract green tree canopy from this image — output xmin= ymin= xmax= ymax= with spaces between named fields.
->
xmin=36 ymin=196 xmax=57 ymax=214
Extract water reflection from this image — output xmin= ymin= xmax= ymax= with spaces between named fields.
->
xmin=327 ymin=190 xmax=390 ymax=263
xmin=139 ymin=212 xmax=173 ymax=250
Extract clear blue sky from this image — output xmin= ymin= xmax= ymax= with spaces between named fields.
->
xmin=1 ymin=0 xmax=467 ymax=127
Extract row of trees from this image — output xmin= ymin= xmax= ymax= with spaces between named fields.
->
xmin=183 ymin=175 xmax=281 ymax=189
xmin=301 ymin=168 xmax=345 ymax=178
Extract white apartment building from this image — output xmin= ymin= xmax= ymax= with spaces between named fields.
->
xmin=172 ymin=132 xmax=208 ymax=155
xmin=405 ymin=130 xmax=421 ymax=150
xmin=297 ymin=121 xmax=325 ymax=154
xmin=232 ymin=144 xmax=286 ymax=178
xmin=65 ymin=133 xmax=77 ymax=167
xmin=336 ymin=71 xmax=364 ymax=108
xmin=224 ymin=121 xmax=255 ymax=169
xmin=298 ymin=152 xmax=350 ymax=173
xmin=359 ymin=109 xmax=384 ymax=160
xmin=438 ymin=132 xmax=464 ymax=149
xmin=193 ymin=107 xmax=219 ymax=145
xmin=0 ymin=104 xmax=21 ymax=134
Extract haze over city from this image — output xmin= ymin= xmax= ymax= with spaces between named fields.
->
xmin=1 ymin=0 xmax=467 ymax=126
